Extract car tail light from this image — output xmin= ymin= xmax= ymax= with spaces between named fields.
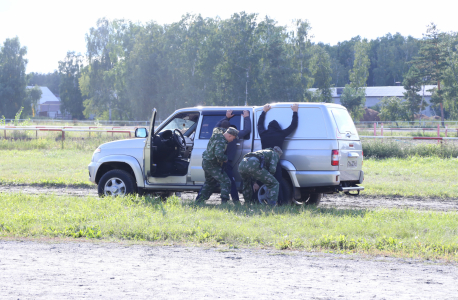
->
xmin=362 ymin=150 xmax=364 ymax=165
xmin=331 ymin=150 xmax=339 ymax=166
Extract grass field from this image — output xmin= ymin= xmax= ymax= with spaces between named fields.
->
xmin=1 ymin=193 xmax=457 ymax=260
xmin=1 ymin=149 xmax=458 ymax=198
xmin=0 ymin=149 xmax=92 ymax=186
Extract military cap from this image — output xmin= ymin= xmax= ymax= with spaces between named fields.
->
xmin=226 ymin=127 xmax=239 ymax=137
xmin=272 ymin=146 xmax=283 ymax=157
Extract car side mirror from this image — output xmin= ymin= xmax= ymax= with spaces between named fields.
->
xmin=135 ymin=128 xmax=148 ymax=138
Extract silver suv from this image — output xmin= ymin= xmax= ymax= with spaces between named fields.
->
xmin=88 ymin=103 xmax=364 ymax=205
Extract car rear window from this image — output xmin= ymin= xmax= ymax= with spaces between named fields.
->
xmin=331 ymin=108 xmax=357 ymax=134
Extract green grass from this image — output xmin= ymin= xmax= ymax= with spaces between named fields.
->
xmin=1 ymin=193 xmax=457 ymax=260
xmin=363 ymin=157 xmax=458 ymax=198
xmin=1 ymin=149 xmax=458 ymax=198
xmin=0 ymin=149 xmax=92 ymax=186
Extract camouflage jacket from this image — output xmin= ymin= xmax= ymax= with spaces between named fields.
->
xmin=243 ymin=148 xmax=279 ymax=174
xmin=202 ymin=127 xmax=228 ymax=164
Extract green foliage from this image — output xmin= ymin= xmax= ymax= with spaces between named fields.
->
xmin=378 ymin=96 xmax=409 ymax=121
xmin=0 ymin=37 xmax=28 ymax=118
xmin=309 ymin=45 xmax=332 ymax=102
xmin=58 ymin=52 xmax=85 ymax=119
xmin=27 ymin=71 xmax=60 ymax=95
xmin=441 ymin=32 xmax=458 ymax=119
xmin=340 ymin=86 xmax=365 ymax=120
xmin=13 ymin=106 xmax=24 ymax=126
xmin=362 ymin=139 xmax=458 ymax=158
xmin=340 ymin=40 xmax=370 ymax=121
xmin=402 ymin=66 xmax=425 ymax=121
xmin=25 ymin=85 xmax=42 ymax=117
xmin=349 ymin=40 xmax=370 ymax=89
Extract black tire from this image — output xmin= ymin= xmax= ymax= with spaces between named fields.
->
xmin=297 ymin=193 xmax=322 ymax=206
xmin=98 ymin=169 xmax=136 ymax=197
xmin=280 ymin=176 xmax=294 ymax=206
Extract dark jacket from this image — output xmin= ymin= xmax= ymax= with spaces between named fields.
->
xmin=215 ymin=115 xmax=251 ymax=162
xmin=257 ymin=111 xmax=298 ymax=149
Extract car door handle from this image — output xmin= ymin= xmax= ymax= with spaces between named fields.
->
xmin=236 ymin=143 xmax=241 ymax=146
xmin=348 ymin=152 xmax=359 ymax=158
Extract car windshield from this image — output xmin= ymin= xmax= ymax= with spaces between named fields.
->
xmin=159 ymin=112 xmax=200 ymax=136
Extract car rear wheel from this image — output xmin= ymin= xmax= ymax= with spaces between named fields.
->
xmin=98 ymin=169 xmax=136 ymax=197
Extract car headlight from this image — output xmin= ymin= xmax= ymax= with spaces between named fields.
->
xmin=92 ymin=147 xmax=101 ymax=162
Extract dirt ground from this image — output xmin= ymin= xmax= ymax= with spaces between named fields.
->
xmin=1 ymin=184 xmax=457 ymax=211
xmin=1 ymin=240 xmax=457 ymax=300
xmin=2 ymin=184 xmax=458 ymax=299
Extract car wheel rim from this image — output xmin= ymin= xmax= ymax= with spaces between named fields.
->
xmin=104 ymin=177 xmax=126 ymax=196
xmin=257 ymin=185 xmax=269 ymax=205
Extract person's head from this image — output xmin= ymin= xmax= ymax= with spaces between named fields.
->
xmin=223 ymin=127 xmax=239 ymax=142
xmin=229 ymin=124 xmax=238 ymax=130
xmin=220 ymin=119 xmax=231 ymax=129
xmin=268 ymin=120 xmax=282 ymax=131
xmin=272 ymin=146 xmax=283 ymax=157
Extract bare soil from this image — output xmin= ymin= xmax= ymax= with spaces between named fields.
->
xmin=1 ymin=240 xmax=457 ymax=299
xmin=1 ymin=184 xmax=457 ymax=211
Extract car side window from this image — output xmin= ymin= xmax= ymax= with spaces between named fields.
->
xmin=158 ymin=112 xmax=200 ymax=137
xmin=199 ymin=115 xmax=241 ymax=139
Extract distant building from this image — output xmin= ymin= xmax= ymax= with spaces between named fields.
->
xmin=309 ymin=85 xmax=437 ymax=116
xmin=26 ymin=86 xmax=71 ymax=119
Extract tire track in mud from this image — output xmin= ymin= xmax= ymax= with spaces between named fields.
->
xmin=1 ymin=184 xmax=457 ymax=211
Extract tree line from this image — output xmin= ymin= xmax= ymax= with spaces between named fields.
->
xmin=1 ymin=13 xmax=457 ymax=122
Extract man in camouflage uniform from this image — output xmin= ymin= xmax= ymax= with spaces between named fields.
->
xmin=195 ymin=127 xmax=239 ymax=203
xmin=238 ymin=146 xmax=283 ymax=206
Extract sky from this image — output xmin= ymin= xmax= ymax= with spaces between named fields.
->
xmin=0 ymin=0 xmax=456 ymax=74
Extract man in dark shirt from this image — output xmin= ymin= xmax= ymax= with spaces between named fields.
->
xmin=257 ymin=103 xmax=299 ymax=205
xmin=215 ymin=110 xmax=251 ymax=203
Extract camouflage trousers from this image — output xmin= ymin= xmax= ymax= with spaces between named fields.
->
xmin=238 ymin=157 xmax=279 ymax=205
xmin=195 ymin=159 xmax=231 ymax=203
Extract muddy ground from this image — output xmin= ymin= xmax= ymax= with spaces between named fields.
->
xmin=1 ymin=240 xmax=457 ymax=299
xmin=1 ymin=184 xmax=457 ymax=211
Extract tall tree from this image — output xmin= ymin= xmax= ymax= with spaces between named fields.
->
xmin=25 ymin=85 xmax=42 ymax=117
xmin=58 ymin=52 xmax=85 ymax=119
xmin=341 ymin=40 xmax=370 ymax=120
xmin=413 ymin=23 xmax=448 ymax=125
xmin=309 ymin=44 xmax=332 ymax=102
xmin=440 ymin=32 xmax=458 ymax=119
xmin=402 ymin=65 xmax=424 ymax=120
xmin=0 ymin=37 xmax=28 ymax=118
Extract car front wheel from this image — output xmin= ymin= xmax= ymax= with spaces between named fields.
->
xmin=98 ymin=169 xmax=136 ymax=197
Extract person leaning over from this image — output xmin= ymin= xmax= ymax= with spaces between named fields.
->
xmin=195 ymin=126 xmax=239 ymax=204
xmin=238 ymin=146 xmax=283 ymax=206
xmin=214 ymin=109 xmax=252 ymax=204
xmin=256 ymin=103 xmax=299 ymax=205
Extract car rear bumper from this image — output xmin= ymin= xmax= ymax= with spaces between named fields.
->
xmin=288 ymin=170 xmax=364 ymax=188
